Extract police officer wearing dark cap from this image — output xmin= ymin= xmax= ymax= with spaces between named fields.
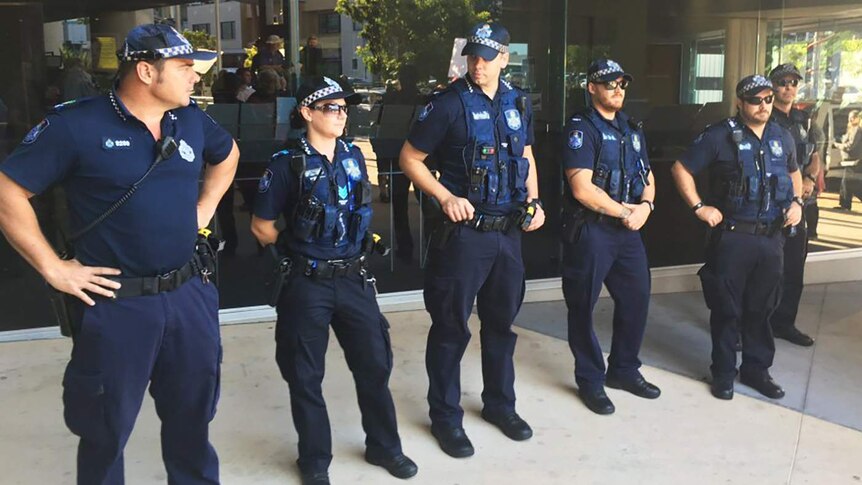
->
xmin=671 ymin=74 xmax=803 ymax=401
xmin=560 ymin=58 xmax=660 ymax=416
xmin=251 ymin=76 xmax=417 ymax=485
xmin=0 ymin=24 xmax=238 ymax=483
xmin=400 ymin=22 xmax=545 ymax=457
xmin=767 ymin=63 xmax=823 ymax=347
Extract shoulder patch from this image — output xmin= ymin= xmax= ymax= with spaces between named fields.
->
xmin=568 ymin=130 xmax=584 ymax=150
xmin=258 ymin=168 xmax=274 ymax=193
xmin=22 ymin=119 xmax=50 ymax=145
xmin=417 ymin=102 xmax=433 ymax=122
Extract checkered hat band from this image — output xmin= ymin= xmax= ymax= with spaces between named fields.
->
xmin=589 ymin=67 xmax=623 ymax=82
xmin=119 ymin=44 xmax=194 ymax=61
xmin=301 ymin=86 xmax=344 ymax=107
xmin=740 ymin=78 xmax=772 ymax=94
xmin=467 ymin=36 xmax=508 ymax=54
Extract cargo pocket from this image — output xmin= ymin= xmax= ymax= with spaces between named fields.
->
xmin=379 ymin=315 xmax=393 ymax=372
xmin=62 ymin=367 xmax=108 ymax=443
xmin=697 ymin=265 xmax=739 ymax=319
xmin=209 ymin=344 xmax=223 ymax=419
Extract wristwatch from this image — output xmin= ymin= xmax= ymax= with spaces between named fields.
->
xmin=641 ymin=200 xmax=655 ymax=212
xmin=692 ymin=201 xmax=704 ymax=212
xmin=792 ymin=196 xmax=805 ymax=207
xmin=804 ymin=173 xmax=818 ymax=183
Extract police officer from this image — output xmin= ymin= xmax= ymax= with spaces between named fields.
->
xmin=767 ymin=63 xmax=823 ymax=347
xmin=250 ymin=77 xmax=417 ymax=485
xmin=560 ymin=59 xmax=660 ymax=415
xmin=671 ymin=75 xmax=803 ymax=400
xmin=399 ymin=22 xmax=545 ymax=457
xmin=0 ymin=24 xmax=239 ymax=483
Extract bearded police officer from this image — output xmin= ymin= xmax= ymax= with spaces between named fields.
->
xmin=0 ymin=24 xmax=238 ymax=483
xmin=560 ymin=59 xmax=659 ymax=415
xmin=399 ymin=22 xmax=545 ymax=457
xmin=671 ymin=75 xmax=803 ymax=400
xmin=767 ymin=63 xmax=823 ymax=347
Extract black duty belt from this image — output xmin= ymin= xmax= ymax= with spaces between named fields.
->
xmin=112 ymin=259 xmax=200 ymax=298
xmin=291 ymin=253 xmax=366 ymax=279
xmin=719 ymin=220 xmax=781 ymax=236
xmin=589 ymin=213 xmax=626 ymax=227
xmin=461 ymin=213 xmax=517 ymax=232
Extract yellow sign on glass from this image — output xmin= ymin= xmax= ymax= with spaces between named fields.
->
xmin=95 ymin=36 xmax=118 ymax=70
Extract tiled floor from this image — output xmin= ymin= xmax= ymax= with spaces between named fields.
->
xmin=1 ymin=283 xmax=861 ymax=484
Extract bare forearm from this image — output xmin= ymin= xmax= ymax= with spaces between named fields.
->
xmin=250 ymin=216 xmax=279 ymax=246
xmin=640 ymin=171 xmax=656 ymax=202
xmin=791 ymin=170 xmax=803 ymax=197
xmin=566 ymin=169 xmax=627 ymax=217
xmin=0 ymin=174 xmax=61 ymax=277
xmin=399 ymin=142 xmax=453 ymax=203
xmin=524 ymin=146 xmax=539 ymax=200
xmin=671 ymin=161 xmax=701 ymax=207
xmin=198 ymin=142 xmax=239 ymax=228
xmin=805 ymin=153 xmax=821 ymax=178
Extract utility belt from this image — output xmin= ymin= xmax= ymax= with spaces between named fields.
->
xmin=290 ymin=253 xmax=367 ymax=279
xmin=460 ymin=212 xmax=519 ymax=232
xmin=588 ymin=212 xmax=626 ymax=228
xmin=718 ymin=219 xmax=783 ymax=237
xmin=110 ymin=259 xmax=203 ymax=298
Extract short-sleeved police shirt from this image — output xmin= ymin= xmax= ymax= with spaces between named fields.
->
xmin=771 ymin=107 xmax=825 ymax=167
xmin=680 ymin=118 xmax=799 ymax=178
xmin=253 ymin=138 xmax=369 ymax=260
xmin=406 ymin=77 xmax=535 ymax=170
xmin=0 ymin=90 xmax=235 ymax=277
xmin=561 ymin=109 xmax=650 ymax=171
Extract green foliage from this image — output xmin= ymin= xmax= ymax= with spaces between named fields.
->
xmin=336 ymin=0 xmax=490 ymax=81
xmin=182 ymin=29 xmax=217 ymax=50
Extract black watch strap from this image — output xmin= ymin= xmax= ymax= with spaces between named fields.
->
xmin=692 ymin=201 xmax=704 ymax=212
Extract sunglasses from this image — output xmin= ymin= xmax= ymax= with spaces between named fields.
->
xmin=597 ymin=79 xmax=629 ymax=90
xmin=775 ymin=79 xmax=800 ymax=88
xmin=311 ymin=103 xmax=348 ymax=115
xmin=743 ymin=94 xmax=774 ymax=105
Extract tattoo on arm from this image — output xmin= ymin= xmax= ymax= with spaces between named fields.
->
xmin=620 ymin=207 xmax=633 ymax=219
xmin=597 ymin=207 xmax=606 ymax=215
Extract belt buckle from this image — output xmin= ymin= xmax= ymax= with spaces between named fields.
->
xmin=158 ymin=269 xmax=178 ymax=292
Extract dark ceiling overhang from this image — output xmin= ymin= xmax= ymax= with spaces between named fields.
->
xmin=38 ymin=0 xmax=258 ymax=23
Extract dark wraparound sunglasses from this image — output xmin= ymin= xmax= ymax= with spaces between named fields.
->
xmin=595 ymin=79 xmax=630 ymax=90
xmin=743 ymin=94 xmax=774 ymax=105
xmin=311 ymin=103 xmax=349 ymax=115
xmin=775 ymin=79 xmax=800 ymax=88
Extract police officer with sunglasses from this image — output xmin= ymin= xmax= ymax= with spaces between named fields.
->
xmin=251 ymin=76 xmax=417 ymax=485
xmin=766 ymin=63 xmax=823 ymax=347
xmin=671 ymin=75 xmax=803 ymax=400
xmin=560 ymin=59 xmax=659 ymax=415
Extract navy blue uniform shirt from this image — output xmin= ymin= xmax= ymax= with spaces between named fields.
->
xmin=561 ymin=109 xmax=650 ymax=170
xmin=680 ymin=118 xmax=799 ymax=177
xmin=406 ymin=76 xmax=534 ymax=213
xmin=254 ymin=138 xmax=369 ymax=261
xmin=0 ymin=91 xmax=235 ymax=277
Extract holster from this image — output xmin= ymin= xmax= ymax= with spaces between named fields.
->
xmin=264 ymin=243 xmax=292 ymax=307
xmin=561 ymin=206 xmax=588 ymax=244
xmin=429 ymin=220 xmax=458 ymax=250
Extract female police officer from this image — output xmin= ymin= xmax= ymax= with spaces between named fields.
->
xmin=250 ymin=77 xmax=417 ymax=485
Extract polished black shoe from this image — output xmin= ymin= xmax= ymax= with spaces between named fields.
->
xmin=365 ymin=452 xmax=419 ymax=479
xmin=481 ymin=410 xmax=533 ymax=441
xmin=740 ymin=372 xmax=786 ymax=399
xmin=301 ymin=471 xmax=330 ymax=485
xmin=710 ymin=380 xmax=734 ymax=400
xmin=578 ymin=387 xmax=615 ymax=415
xmin=606 ymin=374 xmax=661 ymax=399
xmin=431 ymin=425 xmax=474 ymax=458
xmin=773 ymin=327 xmax=815 ymax=347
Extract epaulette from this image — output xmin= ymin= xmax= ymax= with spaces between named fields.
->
xmin=51 ymin=96 xmax=95 ymax=113
xmin=271 ymin=149 xmax=293 ymax=161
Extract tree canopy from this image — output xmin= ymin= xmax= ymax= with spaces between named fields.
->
xmin=336 ymin=0 xmax=492 ymax=82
